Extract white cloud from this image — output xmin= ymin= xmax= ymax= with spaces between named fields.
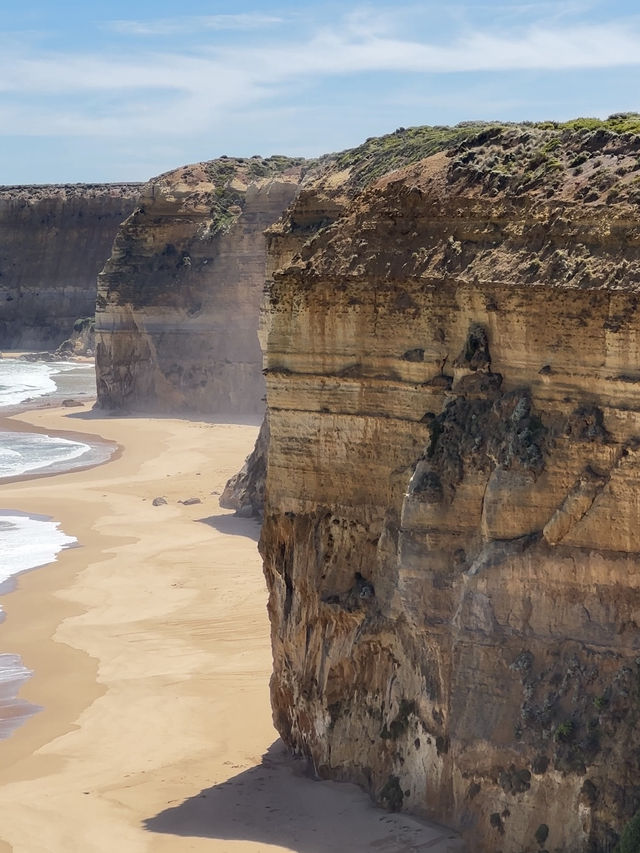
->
xmin=1 ymin=16 xmax=640 ymax=140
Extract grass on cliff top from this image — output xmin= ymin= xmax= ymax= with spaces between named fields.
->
xmin=534 ymin=113 xmax=640 ymax=135
xmin=333 ymin=123 xmax=499 ymax=190
xmin=331 ymin=113 xmax=640 ymax=192
xmin=203 ymin=155 xmax=313 ymax=236
xmin=205 ymin=154 xmax=311 ymax=185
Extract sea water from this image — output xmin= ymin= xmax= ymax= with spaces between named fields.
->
xmin=0 ymin=357 xmax=111 ymax=480
xmin=0 ymin=357 xmax=98 ymax=738
xmin=0 ymin=513 xmax=77 ymax=739
xmin=0 ymin=512 xmax=77 ymax=580
xmin=0 ymin=431 xmax=92 ymax=479
xmin=0 ymin=357 xmax=95 ymax=410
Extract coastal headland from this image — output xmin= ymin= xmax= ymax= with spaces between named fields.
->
xmin=0 ymin=402 xmax=460 ymax=853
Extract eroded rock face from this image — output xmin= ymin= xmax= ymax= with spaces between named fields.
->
xmin=0 ymin=184 xmax=140 ymax=350
xmin=95 ymin=158 xmax=307 ymax=413
xmin=260 ymin=125 xmax=640 ymax=852
xmin=220 ymin=415 xmax=269 ymax=519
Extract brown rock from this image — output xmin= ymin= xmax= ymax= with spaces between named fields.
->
xmin=94 ymin=158 xmax=307 ymax=414
xmin=0 ymin=183 xmax=139 ymax=350
xmin=260 ymin=124 xmax=640 ymax=853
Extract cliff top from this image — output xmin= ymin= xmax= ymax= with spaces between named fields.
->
xmin=0 ymin=183 xmax=144 ymax=203
xmin=278 ymin=115 xmax=640 ymax=294
xmin=328 ymin=113 xmax=640 ymax=193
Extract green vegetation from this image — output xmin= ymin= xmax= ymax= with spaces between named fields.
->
xmin=617 ymin=810 xmax=640 ymax=853
xmin=324 ymin=113 xmax=640 ymax=197
xmin=535 ymin=113 xmax=640 ymax=135
xmin=333 ymin=123 xmax=502 ymax=190
xmin=203 ymin=155 xmax=312 ymax=236
xmin=554 ymin=720 xmax=574 ymax=742
xmin=72 ymin=317 xmax=95 ymax=333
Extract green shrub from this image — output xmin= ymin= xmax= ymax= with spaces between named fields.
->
xmin=617 ymin=810 xmax=640 ymax=853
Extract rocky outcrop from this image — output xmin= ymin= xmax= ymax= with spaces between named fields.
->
xmin=259 ymin=120 xmax=640 ymax=852
xmin=220 ymin=415 xmax=269 ymax=519
xmin=95 ymin=157 xmax=308 ymax=413
xmin=0 ymin=183 xmax=140 ymax=350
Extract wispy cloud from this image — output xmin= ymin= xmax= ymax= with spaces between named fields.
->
xmin=2 ymin=13 xmax=640 ymax=140
xmin=107 ymin=14 xmax=283 ymax=37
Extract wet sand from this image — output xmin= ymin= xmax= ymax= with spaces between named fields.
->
xmin=0 ymin=403 xmax=462 ymax=853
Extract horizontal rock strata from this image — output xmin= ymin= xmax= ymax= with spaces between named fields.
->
xmin=0 ymin=183 xmax=140 ymax=350
xmin=95 ymin=158 xmax=308 ymax=413
xmin=260 ymin=122 xmax=640 ymax=853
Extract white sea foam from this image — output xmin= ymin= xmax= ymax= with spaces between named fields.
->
xmin=0 ymin=515 xmax=77 ymax=738
xmin=0 ymin=431 xmax=91 ymax=478
xmin=0 ymin=358 xmax=95 ymax=409
xmin=0 ymin=513 xmax=77 ymax=581
xmin=0 ymin=361 xmax=57 ymax=407
xmin=0 ymin=653 xmax=41 ymax=739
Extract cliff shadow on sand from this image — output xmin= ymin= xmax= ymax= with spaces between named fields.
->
xmin=197 ymin=513 xmax=261 ymax=542
xmin=144 ymin=740 xmax=463 ymax=852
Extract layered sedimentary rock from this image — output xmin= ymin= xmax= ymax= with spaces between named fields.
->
xmin=95 ymin=157 xmax=307 ymax=413
xmin=260 ymin=120 xmax=640 ymax=852
xmin=0 ymin=183 xmax=140 ymax=350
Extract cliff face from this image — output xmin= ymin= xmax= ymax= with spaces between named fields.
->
xmin=0 ymin=184 xmax=140 ymax=350
xmin=95 ymin=157 xmax=307 ymax=413
xmin=260 ymin=123 xmax=640 ymax=852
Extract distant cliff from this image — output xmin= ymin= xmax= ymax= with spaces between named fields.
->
xmin=259 ymin=118 xmax=640 ymax=853
xmin=0 ymin=183 xmax=140 ymax=350
xmin=95 ymin=157 xmax=308 ymax=413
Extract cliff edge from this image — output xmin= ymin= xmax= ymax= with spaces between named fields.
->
xmin=260 ymin=117 xmax=640 ymax=853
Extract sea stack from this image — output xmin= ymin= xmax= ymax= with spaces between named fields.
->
xmin=95 ymin=157 xmax=308 ymax=414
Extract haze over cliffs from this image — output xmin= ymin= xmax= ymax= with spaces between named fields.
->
xmin=258 ymin=118 xmax=640 ymax=853
xmin=95 ymin=157 xmax=308 ymax=413
xmin=0 ymin=183 xmax=140 ymax=350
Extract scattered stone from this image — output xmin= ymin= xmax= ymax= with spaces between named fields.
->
xmin=61 ymin=398 xmax=83 ymax=407
xmin=152 ymin=497 xmax=167 ymax=506
xmin=179 ymin=497 xmax=201 ymax=506
xmin=18 ymin=351 xmax=54 ymax=362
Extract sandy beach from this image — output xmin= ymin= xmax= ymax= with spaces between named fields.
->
xmin=0 ymin=403 xmax=461 ymax=853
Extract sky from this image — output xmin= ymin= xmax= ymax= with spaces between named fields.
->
xmin=1 ymin=0 xmax=639 ymax=184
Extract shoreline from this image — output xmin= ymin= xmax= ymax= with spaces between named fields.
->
xmin=0 ymin=401 xmax=461 ymax=853
xmin=0 ymin=412 xmax=120 ymax=485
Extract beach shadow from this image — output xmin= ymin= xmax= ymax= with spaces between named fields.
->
xmin=197 ymin=512 xmax=261 ymax=542
xmin=144 ymin=740 xmax=463 ymax=853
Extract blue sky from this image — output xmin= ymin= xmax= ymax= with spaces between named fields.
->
xmin=2 ymin=0 xmax=639 ymax=183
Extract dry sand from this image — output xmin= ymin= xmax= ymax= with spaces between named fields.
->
xmin=0 ymin=403 xmax=462 ymax=853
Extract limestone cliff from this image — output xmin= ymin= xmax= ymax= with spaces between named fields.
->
xmin=95 ymin=157 xmax=308 ymax=413
xmin=260 ymin=118 xmax=640 ymax=853
xmin=0 ymin=183 xmax=140 ymax=350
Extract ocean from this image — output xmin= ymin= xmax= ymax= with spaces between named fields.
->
xmin=0 ymin=356 xmax=103 ymax=737
xmin=0 ymin=358 xmax=95 ymax=410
